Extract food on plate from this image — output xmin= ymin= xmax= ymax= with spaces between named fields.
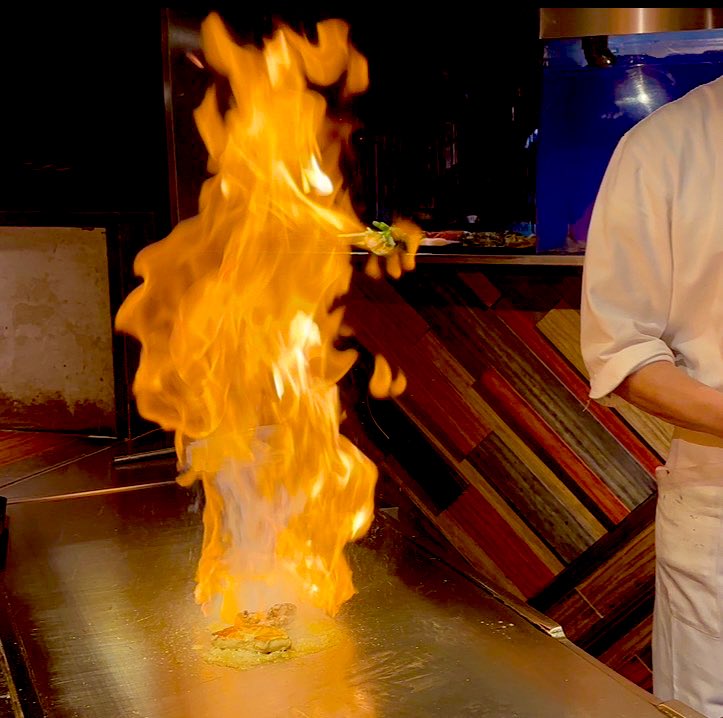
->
xmin=423 ymin=229 xmax=536 ymax=249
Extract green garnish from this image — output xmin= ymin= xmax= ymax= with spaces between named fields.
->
xmin=361 ymin=221 xmax=407 ymax=256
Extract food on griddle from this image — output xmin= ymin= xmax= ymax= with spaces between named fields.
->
xmin=237 ymin=601 xmax=297 ymax=628
xmin=212 ymin=623 xmax=291 ymax=654
xmin=206 ymin=605 xmax=343 ymax=670
xmin=211 ymin=602 xmax=297 ymax=654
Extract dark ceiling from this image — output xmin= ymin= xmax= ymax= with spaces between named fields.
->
xmin=0 ymin=6 xmax=541 ymax=230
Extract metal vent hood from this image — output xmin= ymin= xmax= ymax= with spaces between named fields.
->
xmin=540 ymin=8 xmax=723 ymax=39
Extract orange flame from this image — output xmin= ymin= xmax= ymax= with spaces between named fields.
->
xmin=116 ymin=13 xmax=418 ymax=622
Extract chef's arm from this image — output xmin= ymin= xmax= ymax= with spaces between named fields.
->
xmin=616 ymin=360 xmax=723 ymax=439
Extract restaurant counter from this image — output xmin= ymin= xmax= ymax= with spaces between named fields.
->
xmin=0 ymin=447 xmax=702 ymax=718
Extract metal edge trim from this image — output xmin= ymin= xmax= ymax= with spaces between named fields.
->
xmin=7 ymin=480 xmax=179 ymax=505
xmin=0 ymin=589 xmax=43 ymax=718
xmin=0 ymin=638 xmax=24 ymax=718
xmin=656 ymin=700 xmax=709 ymax=718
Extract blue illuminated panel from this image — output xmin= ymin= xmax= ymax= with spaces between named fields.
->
xmin=535 ymin=30 xmax=723 ymax=253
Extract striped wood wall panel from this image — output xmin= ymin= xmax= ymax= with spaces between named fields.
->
xmin=342 ymin=262 xmax=665 ymax=689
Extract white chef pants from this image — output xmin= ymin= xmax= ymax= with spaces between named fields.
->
xmin=654 ymin=432 xmax=723 ymax=718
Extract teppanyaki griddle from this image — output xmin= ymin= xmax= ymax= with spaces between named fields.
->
xmin=0 ymin=453 xmax=704 ymax=718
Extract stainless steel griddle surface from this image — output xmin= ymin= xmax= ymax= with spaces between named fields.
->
xmin=0 ymin=470 xmax=671 ymax=718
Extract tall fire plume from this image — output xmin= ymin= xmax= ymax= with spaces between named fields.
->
xmin=115 ymin=13 xmax=420 ymax=623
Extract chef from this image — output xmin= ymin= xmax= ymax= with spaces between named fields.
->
xmin=580 ymin=73 xmax=723 ymax=718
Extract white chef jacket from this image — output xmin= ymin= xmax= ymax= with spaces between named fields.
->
xmin=581 ymin=74 xmax=723 ymax=718
xmin=581 ymin=74 xmax=723 ymax=401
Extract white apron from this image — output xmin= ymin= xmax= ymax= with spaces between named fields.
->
xmin=654 ymin=429 xmax=723 ymax=718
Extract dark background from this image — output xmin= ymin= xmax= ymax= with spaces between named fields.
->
xmin=0 ymin=5 xmax=542 ymax=235
xmin=0 ymin=8 xmax=168 ymax=222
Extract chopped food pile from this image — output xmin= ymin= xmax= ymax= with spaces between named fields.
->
xmin=212 ymin=603 xmax=297 ymax=654
xmin=205 ymin=601 xmax=344 ymax=670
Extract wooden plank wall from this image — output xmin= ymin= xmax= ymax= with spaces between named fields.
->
xmin=341 ymin=262 xmax=671 ymax=692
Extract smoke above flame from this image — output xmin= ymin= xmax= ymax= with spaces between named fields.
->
xmin=116 ymin=12 xmax=419 ymax=622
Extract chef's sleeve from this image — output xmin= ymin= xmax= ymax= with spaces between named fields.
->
xmin=580 ymin=131 xmax=675 ymax=401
